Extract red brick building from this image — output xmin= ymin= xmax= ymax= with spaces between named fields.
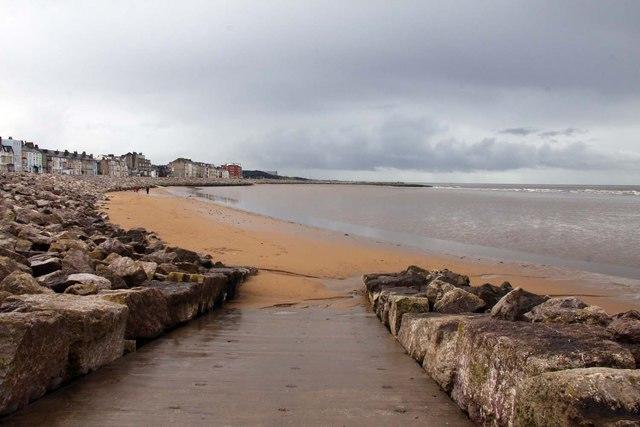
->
xmin=223 ymin=163 xmax=243 ymax=179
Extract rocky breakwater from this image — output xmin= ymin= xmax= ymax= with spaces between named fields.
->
xmin=364 ymin=266 xmax=640 ymax=426
xmin=0 ymin=172 xmax=256 ymax=416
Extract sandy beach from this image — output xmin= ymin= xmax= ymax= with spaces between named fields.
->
xmin=104 ymin=187 xmax=640 ymax=314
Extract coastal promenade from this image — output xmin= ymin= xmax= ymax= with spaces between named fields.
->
xmin=6 ymin=296 xmax=471 ymax=425
xmin=5 ymin=180 xmax=635 ymax=424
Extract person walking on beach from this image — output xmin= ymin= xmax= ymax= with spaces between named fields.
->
xmin=145 ymin=186 xmax=150 ymax=194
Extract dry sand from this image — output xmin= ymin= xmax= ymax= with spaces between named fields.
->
xmin=104 ymin=188 xmax=640 ymax=313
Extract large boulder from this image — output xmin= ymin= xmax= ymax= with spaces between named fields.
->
xmin=99 ymin=288 xmax=169 ymax=340
xmin=49 ymin=238 xmax=89 ymax=254
xmin=0 ymin=311 xmax=70 ymax=416
xmin=363 ymin=266 xmax=430 ymax=293
xmin=433 ymin=288 xmax=485 ymax=314
xmin=156 ymin=262 xmax=182 ymax=275
xmin=452 ymin=318 xmax=636 ymax=425
xmin=65 ymin=273 xmax=112 ymax=290
xmin=141 ymin=274 xmax=226 ymax=327
xmin=106 ymin=257 xmax=147 ymax=287
xmin=607 ymin=310 xmax=640 ymax=365
xmin=0 ymin=256 xmax=31 ymax=282
xmin=64 ymin=283 xmax=99 ymax=296
xmin=98 ymin=238 xmax=132 ymax=257
xmin=0 ymin=271 xmax=52 ymax=295
xmin=524 ymin=297 xmax=610 ymax=326
xmin=387 ymin=294 xmax=430 ymax=336
xmin=490 ymin=287 xmax=548 ymax=321
xmin=137 ymin=261 xmax=157 ymax=280
xmin=432 ymin=269 xmax=470 ymax=287
xmin=142 ymin=249 xmax=177 ymax=264
xmin=61 ymin=248 xmax=94 ymax=274
xmin=29 ymin=257 xmax=62 ymax=277
xmin=397 ymin=313 xmax=483 ymax=392
xmin=166 ymin=246 xmax=200 ymax=263
xmin=36 ymin=270 xmax=70 ymax=293
xmin=513 ymin=368 xmax=640 ymax=426
xmin=208 ymin=267 xmax=253 ymax=299
xmin=16 ymin=226 xmax=51 ymax=251
xmin=467 ymin=282 xmax=512 ymax=310
xmin=0 ymin=247 xmax=28 ymax=266
xmin=424 ymin=279 xmax=455 ymax=306
xmin=607 ymin=310 xmax=640 ymax=343
xmin=374 ymin=287 xmax=419 ymax=326
xmin=0 ymin=293 xmax=128 ymax=378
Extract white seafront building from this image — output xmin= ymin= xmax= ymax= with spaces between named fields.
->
xmin=0 ymin=137 xmax=23 ymax=172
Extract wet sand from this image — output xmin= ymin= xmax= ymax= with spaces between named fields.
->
xmin=105 ymin=188 xmax=639 ymax=313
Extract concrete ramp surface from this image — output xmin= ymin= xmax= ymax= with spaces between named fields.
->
xmin=5 ymin=304 xmax=471 ymax=426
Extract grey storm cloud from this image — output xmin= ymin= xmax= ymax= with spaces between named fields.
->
xmin=499 ymin=128 xmax=539 ymax=136
xmin=538 ymin=128 xmax=586 ymax=138
xmin=246 ymin=118 xmax=638 ymax=173
xmin=1 ymin=1 xmax=639 ymax=182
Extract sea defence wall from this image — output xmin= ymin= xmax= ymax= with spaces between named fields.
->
xmin=364 ymin=266 xmax=640 ymax=426
xmin=0 ymin=173 xmax=256 ymax=416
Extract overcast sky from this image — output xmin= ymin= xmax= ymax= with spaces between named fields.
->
xmin=1 ymin=1 xmax=639 ymax=184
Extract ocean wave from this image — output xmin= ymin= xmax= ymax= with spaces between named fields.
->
xmin=431 ymin=186 xmax=640 ymax=196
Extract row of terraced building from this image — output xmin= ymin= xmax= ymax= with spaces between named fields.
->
xmin=0 ymin=136 xmax=241 ymax=178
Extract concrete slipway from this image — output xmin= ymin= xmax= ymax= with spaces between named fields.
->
xmin=5 ymin=301 xmax=471 ymax=426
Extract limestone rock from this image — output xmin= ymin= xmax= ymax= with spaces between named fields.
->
xmin=363 ymin=266 xmax=430 ymax=293
xmin=123 ymin=339 xmax=137 ymax=354
xmin=61 ymin=248 xmax=94 ymax=274
xmin=107 ymin=257 xmax=147 ymax=287
xmin=425 ymin=279 xmax=455 ymax=306
xmin=143 ymin=249 xmax=177 ymax=264
xmin=0 ymin=271 xmax=52 ymax=295
xmin=490 ymin=287 xmax=548 ymax=321
xmin=137 ymin=261 xmax=158 ymax=280
xmin=387 ymin=294 xmax=430 ymax=336
xmin=208 ymin=267 xmax=253 ymax=299
xmin=607 ymin=310 xmax=640 ymax=343
xmin=98 ymin=238 xmax=132 ymax=257
xmin=64 ymin=283 xmax=99 ymax=296
xmin=434 ymin=288 xmax=485 ymax=314
xmin=397 ymin=313 xmax=483 ymax=392
xmin=513 ymin=368 xmax=640 ymax=426
xmin=65 ymin=273 xmax=112 ymax=290
xmin=142 ymin=274 xmax=226 ymax=327
xmin=374 ymin=287 xmax=419 ymax=326
xmin=0 ymin=311 xmax=69 ymax=416
xmin=49 ymin=238 xmax=89 ymax=253
xmin=433 ymin=269 xmax=470 ymax=287
xmin=467 ymin=282 xmax=512 ymax=310
xmin=103 ymin=252 xmax=122 ymax=264
xmin=99 ymin=287 xmax=169 ymax=340
xmin=524 ymin=297 xmax=611 ymax=326
xmin=452 ymin=318 xmax=636 ymax=425
xmin=0 ymin=256 xmax=31 ymax=282
xmin=0 ymin=291 xmax=12 ymax=304
xmin=0 ymin=293 xmax=127 ymax=377
xmin=156 ymin=262 xmax=181 ymax=275
xmin=30 ymin=257 xmax=62 ymax=277
xmin=36 ymin=270 xmax=70 ymax=293
xmin=0 ymin=247 xmax=28 ymax=266
xmin=166 ymin=246 xmax=200 ymax=263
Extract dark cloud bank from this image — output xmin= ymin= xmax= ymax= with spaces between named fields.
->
xmin=248 ymin=119 xmax=637 ymax=173
xmin=1 ymin=1 xmax=639 ymax=182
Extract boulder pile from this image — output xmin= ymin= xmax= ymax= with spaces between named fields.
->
xmin=364 ymin=266 xmax=640 ymax=426
xmin=0 ymin=172 xmax=256 ymax=416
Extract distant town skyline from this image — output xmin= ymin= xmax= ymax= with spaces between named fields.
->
xmin=1 ymin=1 xmax=639 ymax=184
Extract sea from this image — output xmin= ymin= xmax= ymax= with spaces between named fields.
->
xmin=179 ymin=183 xmax=640 ymax=280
